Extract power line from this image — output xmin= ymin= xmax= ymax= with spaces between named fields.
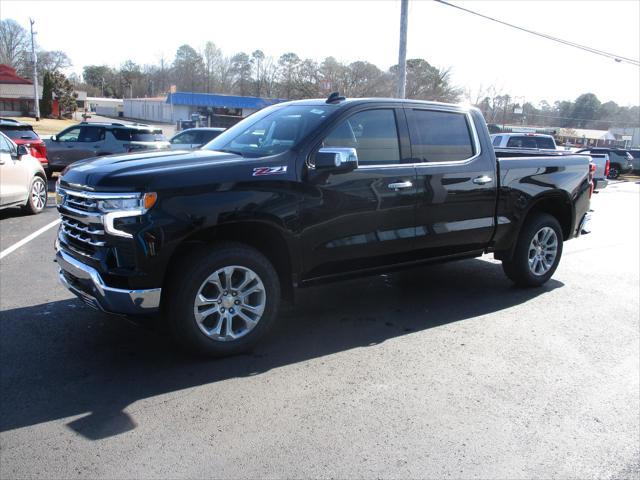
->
xmin=434 ymin=0 xmax=640 ymax=67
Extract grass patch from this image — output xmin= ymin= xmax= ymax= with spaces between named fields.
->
xmin=11 ymin=117 xmax=77 ymax=137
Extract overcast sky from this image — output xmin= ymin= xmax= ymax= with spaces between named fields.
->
xmin=2 ymin=0 xmax=639 ymax=106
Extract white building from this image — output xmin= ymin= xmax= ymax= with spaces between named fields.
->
xmin=0 ymin=64 xmax=42 ymax=116
xmin=123 ymin=92 xmax=284 ymax=127
xmin=87 ymin=97 xmax=124 ymax=117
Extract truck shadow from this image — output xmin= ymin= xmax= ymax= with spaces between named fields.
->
xmin=0 ymin=258 xmax=562 ymax=440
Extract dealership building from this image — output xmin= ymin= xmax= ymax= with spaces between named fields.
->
xmin=123 ymin=92 xmax=284 ymax=128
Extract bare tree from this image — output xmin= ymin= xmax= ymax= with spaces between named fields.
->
xmin=0 ymin=19 xmax=29 ymax=72
xmin=204 ymin=41 xmax=222 ymax=93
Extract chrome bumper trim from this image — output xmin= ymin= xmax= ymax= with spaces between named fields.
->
xmin=55 ymin=244 xmax=161 ymax=315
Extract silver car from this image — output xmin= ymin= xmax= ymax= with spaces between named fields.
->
xmin=45 ymin=122 xmax=170 ymax=173
xmin=0 ymin=131 xmax=48 ymax=214
xmin=169 ymin=127 xmax=225 ymax=150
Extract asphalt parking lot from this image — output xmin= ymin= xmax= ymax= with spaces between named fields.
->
xmin=0 ymin=180 xmax=638 ymax=479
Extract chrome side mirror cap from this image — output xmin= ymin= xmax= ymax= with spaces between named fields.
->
xmin=314 ymin=147 xmax=358 ymax=172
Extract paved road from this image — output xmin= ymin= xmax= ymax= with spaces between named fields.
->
xmin=0 ymin=181 xmax=638 ymax=479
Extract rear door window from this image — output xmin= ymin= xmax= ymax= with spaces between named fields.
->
xmin=112 ymin=129 xmax=164 ymax=142
xmin=79 ymin=126 xmax=105 ymax=142
xmin=130 ymin=130 xmax=164 ymax=141
xmin=407 ymin=109 xmax=474 ymax=162
xmin=492 ymin=136 xmax=502 ymax=146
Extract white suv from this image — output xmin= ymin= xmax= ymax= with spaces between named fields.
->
xmin=0 ymin=131 xmax=48 ymax=214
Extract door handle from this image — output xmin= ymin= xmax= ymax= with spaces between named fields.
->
xmin=472 ymin=175 xmax=493 ymax=185
xmin=388 ymin=181 xmax=413 ymax=190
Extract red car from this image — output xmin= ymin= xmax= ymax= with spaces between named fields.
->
xmin=0 ymin=118 xmax=49 ymax=175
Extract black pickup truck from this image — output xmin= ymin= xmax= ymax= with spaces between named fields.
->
xmin=55 ymin=95 xmax=592 ymax=356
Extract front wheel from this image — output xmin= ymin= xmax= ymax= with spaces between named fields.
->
xmin=23 ymin=176 xmax=47 ymax=214
xmin=502 ymin=213 xmax=563 ymax=287
xmin=165 ymin=242 xmax=281 ymax=357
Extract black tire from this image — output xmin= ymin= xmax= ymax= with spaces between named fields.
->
xmin=22 ymin=175 xmax=47 ymax=215
xmin=165 ymin=242 xmax=281 ymax=357
xmin=607 ymin=165 xmax=620 ymax=180
xmin=502 ymin=213 xmax=563 ymax=287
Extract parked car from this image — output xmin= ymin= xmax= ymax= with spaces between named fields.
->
xmin=169 ymin=127 xmax=225 ymax=150
xmin=0 ymin=131 xmax=47 ymax=214
xmin=576 ymin=148 xmax=633 ymax=179
xmin=491 ymin=133 xmax=558 ymax=150
xmin=0 ymin=118 xmax=49 ymax=174
xmin=55 ymin=95 xmax=592 ymax=356
xmin=45 ymin=122 xmax=170 ymax=173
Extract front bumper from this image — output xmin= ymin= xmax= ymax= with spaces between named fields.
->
xmin=55 ymin=243 xmax=161 ymax=315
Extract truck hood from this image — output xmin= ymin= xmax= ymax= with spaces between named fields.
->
xmin=60 ymin=149 xmax=251 ymax=191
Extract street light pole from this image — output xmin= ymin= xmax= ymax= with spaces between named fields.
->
xmin=396 ymin=0 xmax=409 ymax=99
xmin=29 ymin=18 xmax=41 ymax=121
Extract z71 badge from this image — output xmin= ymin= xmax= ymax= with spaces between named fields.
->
xmin=252 ymin=166 xmax=288 ymax=176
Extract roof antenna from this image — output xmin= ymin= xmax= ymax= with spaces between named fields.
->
xmin=326 ymin=92 xmax=346 ymax=104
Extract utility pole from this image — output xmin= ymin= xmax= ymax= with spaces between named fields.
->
xmin=396 ymin=0 xmax=409 ymax=99
xmin=29 ymin=18 xmax=41 ymax=121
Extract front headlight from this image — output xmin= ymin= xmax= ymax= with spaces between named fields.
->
xmin=97 ymin=192 xmax=157 ymax=213
xmin=100 ymin=192 xmax=157 ymax=238
xmin=98 ymin=197 xmax=143 ymax=212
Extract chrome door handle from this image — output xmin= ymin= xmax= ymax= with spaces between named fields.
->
xmin=472 ymin=175 xmax=493 ymax=185
xmin=388 ymin=181 xmax=413 ymax=190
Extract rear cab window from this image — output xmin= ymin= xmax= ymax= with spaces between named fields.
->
xmin=407 ymin=109 xmax=475 ymax=162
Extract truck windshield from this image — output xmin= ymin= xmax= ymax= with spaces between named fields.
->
xmin=204 ymin=104 xmax=336 ymax=158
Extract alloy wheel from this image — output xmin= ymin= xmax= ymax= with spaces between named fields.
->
xmin=193 ymin=265 xmax=266 ymax=341
xmin=31 ymin=178 xmax=47 ymax=211
xmin=528 ymin=227 xmax=558 ymax=276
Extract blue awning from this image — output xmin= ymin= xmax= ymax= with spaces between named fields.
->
xmin=166 ymin=92 xmax=285 ymax=110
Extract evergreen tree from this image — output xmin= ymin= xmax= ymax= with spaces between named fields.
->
xmin=39 ymin=71 xmax=54 ymax=117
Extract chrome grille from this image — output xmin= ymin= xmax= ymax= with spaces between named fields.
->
xmin=63 ymin=191 xmax=99 ymax=213
xmin=61 ymin=215 xmax=106 ymax=249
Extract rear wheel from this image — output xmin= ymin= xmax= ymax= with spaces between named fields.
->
xmin=165 ymin=242 xmax=281 ymax=356
xmin=22 ymin=176 xmax=47 ymax=214
xmin=607 ymin=165 xmax=620 ymax=180
xmin=502 ymin=213 xmax=563 ymax=287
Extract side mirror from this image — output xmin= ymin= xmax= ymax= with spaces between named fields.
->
xmin=16 ymin=144 xmax=29 ymax=158
xmin=50 ymin=134 xmax=58 ymax=142
xmin=314 ymin=147 xmax=358 ymax=172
